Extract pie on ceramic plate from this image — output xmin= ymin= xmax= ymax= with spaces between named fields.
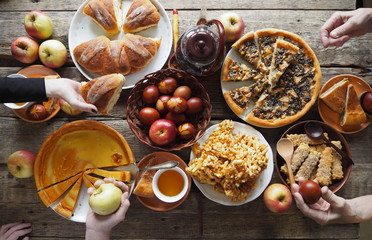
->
xmin=222 ymin=28 xmax=321 ymax=128
xmin=35 ymin=120 xmax=134 ymax=221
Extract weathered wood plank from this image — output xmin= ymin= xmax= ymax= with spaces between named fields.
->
xmin=0 ymin=0 xmax=356 ymax=11
xmin=1 ymin=163 xmax=370 ymax=239
xmin=0 ymin=10 xmax=371 ymax=67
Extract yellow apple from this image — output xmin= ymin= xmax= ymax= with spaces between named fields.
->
xmin=89 ymin=183 xmax=122 ymax=215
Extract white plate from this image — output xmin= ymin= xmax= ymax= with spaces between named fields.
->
xmin=189 ymin=121 xmax=273 ymax=206
xmin=68 ymin=0 xmax=172 ymax=89
xmin=51 ymin=173 xmax=135 ymax=223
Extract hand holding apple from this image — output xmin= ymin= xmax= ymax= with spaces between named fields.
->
xmin=39 ymin=39 xmax=67 ymax=68
xmin=24 ymin=10 xmax=54 ymax=39
xmin=10 ymin=36 xmax=39 ymax=64
xmin=59 ymin=99 xmax=83 ymax=115
xmin=89 ymin=182 xmax=123 ymax=215
xmin=263 ymin=183 xmax=292 ymax=213
xmin=7 ymin=150 xmax=36 ymax=178
xmin=219 ymin=12 xmax=245 ymax=42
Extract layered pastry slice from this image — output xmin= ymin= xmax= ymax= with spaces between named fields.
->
xmin=340 ymin=84 xmax=367 ymax=126
xmin=83 ymin=0 xmax=123 ymax=35
xmin=123 ymin=0 xmax=160 ymax=33
xmin=85 ymin=168 xmax=131 ymax=182
xmin=54 ymin=175 xmax=83 ymax=219
xmin=133 ymin=157 xmax=157 ymax=198
xmin=319 ymin=78 xmax=350 ymax=114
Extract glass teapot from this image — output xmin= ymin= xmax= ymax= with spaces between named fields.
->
xmin=175 ymin=19 xmax=225 ymax=77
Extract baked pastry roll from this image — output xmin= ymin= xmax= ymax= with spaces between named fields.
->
xmin=80 ymin=73 xmax=125 ymax=114
xmin=83 ymin=0 xmax=123 ymax=35
xmin=315 ymin=147 xmax=334 ymax=186
xmin=123 ymin=0 xmax=160 ymax=33
xmin=295 ymin=150 xmax=320 ymax=181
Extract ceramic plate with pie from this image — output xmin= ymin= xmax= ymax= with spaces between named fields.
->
xmin=318 ymin=74 xmax=371 ymax=134
xmin=35 ymin=120 xmax=134 ymax=222
xmin=189 ymin=121 xmax=273 ymax=206
xmin=69 ymin=0 xmax=172 ymax=89
xmin=221 ymin=29 xmax=321 ymax=128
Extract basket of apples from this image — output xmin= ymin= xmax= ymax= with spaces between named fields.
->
xmin=126 ymin=68 xmax=212 ymax=151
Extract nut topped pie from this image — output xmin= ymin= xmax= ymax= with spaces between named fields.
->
xmin=222 ymin=29 xmax=321 ymax=127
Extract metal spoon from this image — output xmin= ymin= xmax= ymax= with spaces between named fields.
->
xmin=276 ymin=138 xmax=295 ymax=192
xmin=304 ymin=122 xmax=354 ymax=165
xmin=101 ymin=161 xmax=180 ymax=181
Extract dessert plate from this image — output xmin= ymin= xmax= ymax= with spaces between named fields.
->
xmin=189 ymin=121 xmax=274 ymax=206
xmin=69 ymin=0 xmax=172 ymax=89
xmin=318 ymin=74 xmax=371 ymax=134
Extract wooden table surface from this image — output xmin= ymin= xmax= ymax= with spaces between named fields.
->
xmin=0 ymin=0 xmax=371 ymax=239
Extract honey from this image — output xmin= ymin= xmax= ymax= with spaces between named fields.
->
xmin=157 ymin=170 xmax=184 ymax=196
xmin=14 ymin=102 xmax=26 ymax=106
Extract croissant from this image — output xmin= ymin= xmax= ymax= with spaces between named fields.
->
xmin=73 ymin=34 xmax=161 ymax=76
xmin=80 ymin=73 xmax=125 ymax=114
xmin=123 ymin=0 xmax=160 ymax=33
xmin=83 ymin=0 xmax=123 ymax=35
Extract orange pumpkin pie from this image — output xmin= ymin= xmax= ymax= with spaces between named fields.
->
xmin=34 ymin=120 xmax=134 ymax=219
xmin=54 ymin=175 xmax=83 ymax=218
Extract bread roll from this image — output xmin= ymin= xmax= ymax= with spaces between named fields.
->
xmin=80 ymin=73 xmax=125 ymax=114
xmin=123 ymin=0 xmax=160 ymax=33
xmin=340 ymin=84 xmax=367 ymax=126
xmin=73 ymin=35 xmax=161 ymax=76
xmin=319 ymin=78 xmax=349 ymax=114
xmin=83 ymin=0 xmax=123 ymax=35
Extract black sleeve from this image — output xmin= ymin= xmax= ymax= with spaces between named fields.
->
xmin=0 ymin=77 xmax=48 ymax=103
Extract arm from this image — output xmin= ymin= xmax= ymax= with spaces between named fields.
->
xmin=320 ymin=8 xmax=372 ymax=47
xmin=0 ymin=77 xmax=47 ymax=103
xmin=293 ymin=179 xmax=372 ymax=225
xmin=85 ymin=179 xmax=130 ymax=240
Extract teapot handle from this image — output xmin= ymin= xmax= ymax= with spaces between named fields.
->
xmin=203 ymin=19 xmax=225 ymax=75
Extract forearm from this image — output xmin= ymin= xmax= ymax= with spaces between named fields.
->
xmin=346 ymin=195 xmax=372 ymax=223
xmin=85 ymin=228 xmax=111 ymax=240
xmin=0 ymin=77 xmax=47 ymax=103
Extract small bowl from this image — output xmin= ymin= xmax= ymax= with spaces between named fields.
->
xmin=3 ymin=74 xmax=35 ymax=109
xmin=126 ymin=68 xmax=212 ymax=151
xmin=152 ymin=166 xmax=189 ymax=203
xmin=275 ymin=120 xmax=352 ymax=193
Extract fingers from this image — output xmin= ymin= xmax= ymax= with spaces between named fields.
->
xmin=1 ymin=222 xmax=32 ymax=240
xmin=68 ymin=100 xmax=98 ymax=114
xmin=293 ymin=192 xmax=328 ymax=225
xmin=114 ymin=191 xmax=131 ymax=222
xmin=321 ymin=186 xmax=346 ymax=209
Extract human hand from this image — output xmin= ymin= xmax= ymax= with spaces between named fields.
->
xmin=292 ymin=177 xmax=355 ymax=225
xmin=320 ymin=8 xmax=372 ymax=47
xmin=0 ymin=222 xmax=32 ymax=240
xmin=85 ymin=178 xmax=130 ymax=240
xmin=44 ymin=78 xmax=98 ymax=113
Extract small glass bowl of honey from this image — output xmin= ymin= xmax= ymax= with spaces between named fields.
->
xmin=3 ymin=74 xmax=35 ymax=109
xmin=152 ymin=167 xmax=189 ymax=203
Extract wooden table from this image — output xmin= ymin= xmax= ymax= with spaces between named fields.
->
xmin=0 ymin=0 xmax=371 ymax=239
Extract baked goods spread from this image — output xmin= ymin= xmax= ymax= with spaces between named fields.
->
xmin=222 ymin=29 xmax=321 ymax=127
xmin=319 ymin=77 xmax=367 ymax=127
xmin=80 ymin=73 xmax=125 ymax=114
xmin=35 ymin=120 xmax=134 ymax=219
xmin=73 ymin=34 xmax=161 ymax=76
xmin=186 ymin=120 xmax=269 ymax=202
xmin=280 ymin=134 xmax=344 ymax=186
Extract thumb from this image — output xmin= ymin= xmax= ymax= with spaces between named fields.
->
xmin=330 ymin=19 xmax=356 ymax=38
xmin=321 ymin=186 xmax=345 ymax=208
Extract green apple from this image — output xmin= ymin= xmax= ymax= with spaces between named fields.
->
xmin=89 ymin=183 xmax=122 ymax=215
xmin=24 ymin=10 xmax=54 ymax=40
xmin=39 ymin=40 xmax=67 ymax=68
xmin=58 ymin=99 xmax=83 ymax=115
xmin=7 ymin=150 xmax=36 ymax=178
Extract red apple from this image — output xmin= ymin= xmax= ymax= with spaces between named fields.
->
xmin=39 ymin=39 xmax=67 ymax=68
xmin=219 ymin=12 xmax=245 ymax=42
xmin=24 ymin=10 xmax=54 ymax=40
xmin=149 ymin=119 xmax=177 ymax=146
xmin=59 ymin=99 xmax=83 ymax=115
xmin=7 ymin=150 xmax=36 ymax=178
xmin=263 ymin=183 xmax=292 ymax=213
xmin=10 ymin=37 xmax=39 ymax=64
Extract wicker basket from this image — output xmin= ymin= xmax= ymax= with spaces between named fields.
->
xmin=126 ymin=68 xmax=212 ymax=151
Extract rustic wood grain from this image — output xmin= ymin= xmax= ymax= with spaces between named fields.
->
xmin=1 ymin=10 xmax=371 ymax=67
xmin=0 ymin=0 xmax=355 ymax=11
